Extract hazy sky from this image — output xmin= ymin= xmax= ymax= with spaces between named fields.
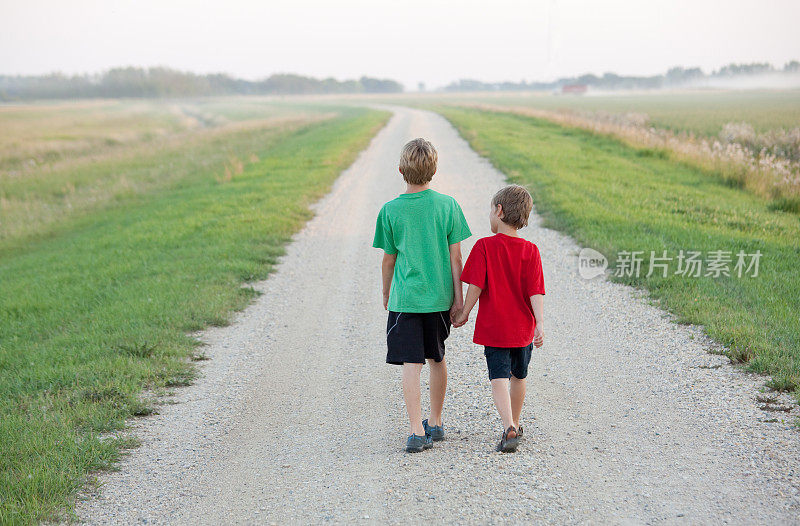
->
xmin=2 ymin=0 xmax=799 ymax=89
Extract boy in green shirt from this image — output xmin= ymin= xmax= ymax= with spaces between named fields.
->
xmin=373 ymin=138 xmax=472 ymax=453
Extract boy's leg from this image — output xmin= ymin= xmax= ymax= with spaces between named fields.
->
xmin=402 ymin=362 xmax=425 ymax=436
xmin=421 ymin=311 xmax=450 ymax=427
xmin=510 ymin=376 xmax=526 ymax=429
xmin=490 ymin=378 xmax=514 ymax=430
xmin=427 ymin=358 xmax=447 ymax=426
xmin=509 ymin=344 xmax=532 ymax=429
xmin=486 ymin=347 xmax=515 ymax=430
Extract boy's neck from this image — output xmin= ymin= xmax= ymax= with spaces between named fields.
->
xmin=496 ymin=222 xmax=520 ymax=237
xmin=404 ymin=183 xmax=430 ymax=194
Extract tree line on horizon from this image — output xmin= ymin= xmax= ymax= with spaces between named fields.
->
xmin=0 ymin=67 xmax=403 ymax=101
xmin=444 ymin=61 xmax=800 ymax=92
xmin=3 ymin=61 xmax=799 ymax=101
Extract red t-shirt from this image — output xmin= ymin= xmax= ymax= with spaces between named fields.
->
xmin=460 ymin=233 xmax=545 ymax=347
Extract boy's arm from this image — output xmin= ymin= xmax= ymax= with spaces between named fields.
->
xmin=381 ymin=253 xmax=397 ymax=310
xmin=530 ymin=294 xmax=544 ymax=347
xmin=453 ymin=283 xmax=482 ymax=327
xmin=448 ymin=242 xmax=464 ymax=317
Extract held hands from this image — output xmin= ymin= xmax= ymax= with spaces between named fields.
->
xmin=451 ymin=309 xmax=468 ymax=328
xmin=449 ymin=300 xmax=466 ymax=328
xmin=450 ymin=301 xmax=468 ymax=328
xmin=533 ymin=324 xmax=544 ymax=348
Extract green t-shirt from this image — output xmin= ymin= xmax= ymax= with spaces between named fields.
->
xmin=373 ymin=189 xmax=472 ymax=313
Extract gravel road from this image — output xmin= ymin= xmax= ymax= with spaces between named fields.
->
xmin=75 ymin=106 xmax=800 ymax=525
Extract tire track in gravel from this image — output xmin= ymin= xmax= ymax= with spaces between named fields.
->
xmin=75 ymin=106 xmax=800 ymax=525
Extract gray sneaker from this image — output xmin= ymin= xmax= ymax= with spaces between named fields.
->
xmin=422 ymin=419 xmax=445 ymax=441
xmin=406 ymin=433 xmax=433 ymax=453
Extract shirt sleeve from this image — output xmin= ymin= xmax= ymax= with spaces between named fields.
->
xmin=372 ymin=206 xmax=397 ymax=254
xmin=526 ymin=245 xmax=546 ymax=296
xmin=460 ymin=239 xmax=487 ymax=289
xmin=447 ymin=200 xmax=472 ymax=245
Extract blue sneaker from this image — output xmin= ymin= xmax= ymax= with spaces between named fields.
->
xmin=406 ymin=433 xmax=433 ymax=453
xmin=423 ymin=419 xmax=445 ymax=441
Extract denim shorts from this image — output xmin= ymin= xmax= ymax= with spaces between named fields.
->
xmin=484 ymin=344 xmax=533 ymax=380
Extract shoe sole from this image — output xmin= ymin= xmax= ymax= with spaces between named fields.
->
xmin=406 ymin=443 xmax=434 ymax=453
xmin=500 ymin=437 xmax=519 ymax=453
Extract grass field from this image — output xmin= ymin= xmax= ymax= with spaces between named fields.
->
xmin=436 ymin=106 xmax=800 ymax=406
xmin=416 ymin=89 xmax=800 ymax=136
xmin=0 ymin=101 xmax=389 ymax=524
xmin=0 ymin=99 xmax=336 ymax=245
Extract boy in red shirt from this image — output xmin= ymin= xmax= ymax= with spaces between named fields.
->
xmin=453 ymin=185 xmax=545 ymax=453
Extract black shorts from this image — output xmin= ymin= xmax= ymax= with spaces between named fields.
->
xmin=386 ymin=310 xmax=451 ymax=365
xmin=484 ymin=344 xmax=533 ymax=380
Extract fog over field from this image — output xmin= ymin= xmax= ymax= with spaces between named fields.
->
xmin=690 ymin=73 xmax=800 ymax=90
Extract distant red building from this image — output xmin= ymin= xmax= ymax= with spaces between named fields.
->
xmin=561 ymin=84 xmax=588 ymax=94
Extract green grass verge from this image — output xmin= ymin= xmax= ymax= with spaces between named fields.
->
xmin=436 ymin=106 xmax=800 ymax=401
xmin=0 ymin=106 xmax=389 ymax=524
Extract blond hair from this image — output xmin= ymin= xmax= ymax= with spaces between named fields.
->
xmin=399 ymin=138 xmax=437 ymax=185
xmin=492 ymin=185 xmax=533 ymax=229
